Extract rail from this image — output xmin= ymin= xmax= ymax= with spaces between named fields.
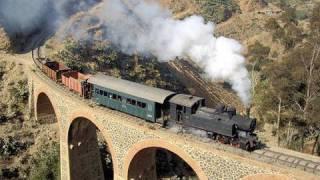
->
xmin=253 ymin=149 xmax=320 ymax=175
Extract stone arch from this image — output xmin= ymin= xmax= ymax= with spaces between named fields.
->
xmin=125 ymin=139 xmax=207 ymax=180
xmin=67 ymin=116 xmax=115 ymax=180
xmin=35 ymin=92 xmax=58 ymax=124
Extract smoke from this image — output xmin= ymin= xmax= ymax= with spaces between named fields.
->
xmin=0 ymin=0 xmax=100 ymax=52
xmin=0 ymin=0 xmax=100 ymax=33
xmin=0 ymin=0 xmax=252 ymax=105
xmin=0 ymin=0 xmax=49 ymax=33
xmin=93 ymin=0 xmax=252 ymax=106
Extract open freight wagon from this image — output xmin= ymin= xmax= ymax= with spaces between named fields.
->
xmin=42 ymin=61 xmax=70 ymax=81
xmin=62 ymin=71 xmax=91 ymax=97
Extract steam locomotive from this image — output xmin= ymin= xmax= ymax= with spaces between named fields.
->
xmin=37 ymin=58 xmax=258 ymax=151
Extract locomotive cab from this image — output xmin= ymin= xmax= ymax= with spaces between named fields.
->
xmin=169 ymin=94 xmax=205 ymax=123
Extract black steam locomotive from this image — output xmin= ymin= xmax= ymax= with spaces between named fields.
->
xmin=168 ymin=94 xmax=257 ymax=151
xmin=38 ymin=58 xmax=258 ymax=151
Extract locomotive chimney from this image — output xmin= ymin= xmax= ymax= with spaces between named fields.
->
xmin=246 ymin=107 xmax=251 ymax=118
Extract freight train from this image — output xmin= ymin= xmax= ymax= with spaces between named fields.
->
xmin=35 ymin=58 xmax=258 ymax=151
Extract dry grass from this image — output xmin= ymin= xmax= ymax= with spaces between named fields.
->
xmin=0 ymin=28 xmax=10 ymax=51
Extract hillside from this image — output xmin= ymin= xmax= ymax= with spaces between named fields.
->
xmin=0 ymin=55 xmax=59 ymax=179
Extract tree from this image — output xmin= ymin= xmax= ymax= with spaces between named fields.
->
xmin=282 ymin=23 xmax=303 ymax=49
xmin=280 ymin=7 xmax=297 ymax=25
xmin=265 ymin=18 xmax=281 ymax=31
xmin=266 ymin=61 xmax=295 ymax=146
xmin=310 ymin=3 xmax=320 ymax=36
xmin=29 ymin=142 xmax=60 ymax=180
xmin=277 ymin=40 xmax=320 ymax=151
xmin=254 ymin=58 xmax=295 ymax=146
xmin=247 ymin=41 xmax=270 ymax=99
xmin=287 ymin=43 xmax=320 ymax=125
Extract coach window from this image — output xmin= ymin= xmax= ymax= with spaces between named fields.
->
xmin=131 ymin=99 xmax=136 ymax=106
xmin=142 ymin=103 xmax=146 ymax=109
xmin=99 ymin=90 xmax=103 ymax=95
xmin=112 ymin=94 xmax=117 ymax=100
xmin=104 ymin=91 xmax=108 ymax=96
xmin=95 ymin=88 xmax=99 ymax=94
xmin=118 ymin=96 xmax=122 ymax=101
xmin=127 ymin=98 xmax=131 ymax=104
xmin=137 ymin=101 xmax=142 ymax=108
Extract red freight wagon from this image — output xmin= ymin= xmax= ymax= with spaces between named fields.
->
xmin=42 ymin=61 xmax=70 ymax=81
xmin=62 ymin=71 xmax=91 ymax=97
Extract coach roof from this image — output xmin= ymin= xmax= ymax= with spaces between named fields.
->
xmin=88 ymin=74 xmax=176 ymax=104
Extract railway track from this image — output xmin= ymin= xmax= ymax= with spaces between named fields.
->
xmin=252 ymin=149 xmax=320 ymax=175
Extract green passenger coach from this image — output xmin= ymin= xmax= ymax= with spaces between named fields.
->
xmin=88 ymin=74 xmax=176 ymax=122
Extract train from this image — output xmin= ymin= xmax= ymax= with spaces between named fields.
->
xmin=36 ymin=58 xmax=258 ymax=151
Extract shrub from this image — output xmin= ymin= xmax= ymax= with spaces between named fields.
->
xmin=29 ymin=142 xmax=60 ymax=180
xmin=193 ymin=0 xmax=240 ymax=23
xmin=0 ymin=61 xmax=28 ymax=119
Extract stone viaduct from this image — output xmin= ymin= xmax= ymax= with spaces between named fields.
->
xmin=27 ymin=61 xmax=319 ymax=180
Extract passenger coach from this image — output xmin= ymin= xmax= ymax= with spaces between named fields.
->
xmin=87 ymin=74 xmax=176 ymax=122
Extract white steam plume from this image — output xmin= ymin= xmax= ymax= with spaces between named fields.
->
xmin=96 ymin=0 xmax=251 ymax=106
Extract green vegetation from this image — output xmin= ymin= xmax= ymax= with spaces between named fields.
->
xmin=193 ymin=0 xmax=240 ymax=23
xmin=265 ymin=15 xmax=303 ymax=50
xmin=29 ymin=142 xmax=60 ymax=180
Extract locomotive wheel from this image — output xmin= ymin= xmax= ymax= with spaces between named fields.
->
xmin=207 ymin=132 xmax=217 ymax=140
xmin=245 ymin=143 xmax=252 ymax=151
xmin=230 ymin=139 xmax=239 ymax=147
xmin=223 ymin=137 xmax=230 ymax=144
xmin=217 ymin=135 xmax=224 ymax=143
xmin=217 ymin=135 xmax=229 ymax=144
